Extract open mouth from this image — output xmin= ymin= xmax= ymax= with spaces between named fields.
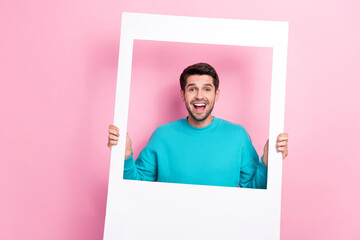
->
xmin=193 ymin=103 xmax=206 ymax=113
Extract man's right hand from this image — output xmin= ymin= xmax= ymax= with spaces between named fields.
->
xmin=107 ymin=125 xmax=133 ymax=159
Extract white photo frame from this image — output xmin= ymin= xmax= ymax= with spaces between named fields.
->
xmin=104 ymin=12 xmax=288 ymax=240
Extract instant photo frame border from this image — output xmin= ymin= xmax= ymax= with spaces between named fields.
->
xmin=104 ymin=12 xmax=288 ymax=240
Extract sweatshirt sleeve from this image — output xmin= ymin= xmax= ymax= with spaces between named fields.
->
xmin=123 ymin=130 xmax=159 ymax=181
xmin=238 ymin=132 xmax=268 ymax=189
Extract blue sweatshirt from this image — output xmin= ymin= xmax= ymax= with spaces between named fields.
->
xmin=124 ymin=117 xmax=267 ymax=189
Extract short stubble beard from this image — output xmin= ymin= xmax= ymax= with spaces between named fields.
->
xmin=186 ymin=99 xmax=215 ymax=122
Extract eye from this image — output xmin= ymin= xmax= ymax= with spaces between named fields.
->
xmin=205 ymin=88 xmax=211 ymax=92
xmin=188 ymin=88 xmax=195 ymax=92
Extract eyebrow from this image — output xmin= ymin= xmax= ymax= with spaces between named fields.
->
xmin=186 ymin=83 xmax=214 ymax=88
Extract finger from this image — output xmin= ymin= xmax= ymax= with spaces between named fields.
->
xmin=277 ymin=133 xmax=288 ymax=141
xmin=278 ymin=133 xmax=288 ymax=138
xmin=108 ymin=127 xmax=119 ymax=134
xmin=277 ymin=136 xmax=288 ymax=142
xmin=276 ymin=146 xmax=287 ymax=152
xmin=109 ymin=140 xmax=118 ymax=146
xmin=276 ymin=141 xmax=288 ymax=147
xmin=109 ymin=125 xmax=119 ymax=131
xmin=109 ymin=134 xmax=118 ymax=141
xmin=108 ymin=128 xmax=119 ymax=136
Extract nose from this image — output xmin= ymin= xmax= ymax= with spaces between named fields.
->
xmin=196 ymin=89 xmax=204 ymax=99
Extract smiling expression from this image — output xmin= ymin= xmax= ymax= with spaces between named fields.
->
xmin=181 ymin=74 xmax=220 ymax=123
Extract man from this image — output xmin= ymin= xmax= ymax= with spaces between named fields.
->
xmin=108 ymin=63 xmax=288 ymax=189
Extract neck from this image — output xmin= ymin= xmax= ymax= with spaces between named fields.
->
xmin=187 ymin=115 xmax=214 ymax=128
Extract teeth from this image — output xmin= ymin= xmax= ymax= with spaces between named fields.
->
xmin=194 ymin=103 xmax=205 ymax=107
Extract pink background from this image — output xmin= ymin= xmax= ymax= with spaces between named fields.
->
xmin=1 ymin=1 xmax=359 ymax=240
xmin=129 ymin=40 xmax=272 ymax=159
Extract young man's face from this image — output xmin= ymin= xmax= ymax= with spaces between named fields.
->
xmin=180 ymin=74 xmax=220 ymax=122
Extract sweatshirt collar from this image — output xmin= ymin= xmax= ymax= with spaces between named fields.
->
xmin=182 ymin=116 xmax=220 ymax=132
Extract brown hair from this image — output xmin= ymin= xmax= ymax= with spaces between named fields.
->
xmin=179 ymin=63 xmax=219 ymax=91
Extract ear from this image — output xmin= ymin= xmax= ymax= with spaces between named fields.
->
xmin=215 ymin=89 xmax=220 ymax=101
xmin=180 ymin=89 xmax=185 ymax=101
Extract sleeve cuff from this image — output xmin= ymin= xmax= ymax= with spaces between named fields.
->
xmin=258 ymin=156 xmax=268 ymax=176
xmin=124 ymin=153 xmax=135 ymax=171
xmin=260 ymin=156 xmax=268 ymax=167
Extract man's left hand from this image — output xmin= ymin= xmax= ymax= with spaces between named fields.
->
xmin=262 ymin=133 xmax=289 ymax=167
